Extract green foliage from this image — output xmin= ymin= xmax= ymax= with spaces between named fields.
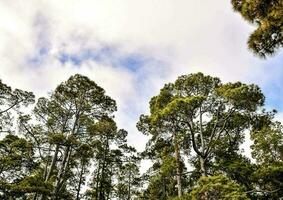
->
xmin=251 ymin=121 xmax=283 ymax=163
xmin=151 ymin=96 xmax=205 ymax=124
xmin=1 ymin=73 xmax=282 ymax=199
xmin=231 ymin=0 xmax=283 ymax=57
xmin=188 ymin=175 xmax=249 ymax=200
xmin=141 ymin=71 xmax=282 ymax=199
xmin=0 ymin=134 xmax=40 ymax=198
xmin=139 ymin=72 xmax=264 ymax=173
xmin=170 ymin=175 xmax=250 ymax=200
xmin=217 ymin=82 xmax=264 ymax=111
xmin=249 ymin=118 xmax=283 ymax=199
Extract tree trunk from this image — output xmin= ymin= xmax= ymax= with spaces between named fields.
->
xmin=127 ymin=170 xmax=131 ymax=200
xmin=95 ymin=161 xmax=101 ymax=200
xmin=76 ymin=163 xmax=85 ymax=200
xmin=46 ymin=145 xmax=60 ymax=181
xmin=99 ymin=143 xmax=108 ymax=200
xmin=52 ymin=146 xmax=71 ymax=199
xmin=38 ymin=144 xmax=60 ymax=200
xmin=199 ymin=156 xmax=207 ymax=177
xmin=173 ymin=133 xmax=182 ymax=197
xmin=199 ymin=106 xmax=207 ymax=177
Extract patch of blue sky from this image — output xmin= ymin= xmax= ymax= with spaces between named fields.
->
xmin=58 ymin=46 xmax=115 ymax=66
xmin=27 ymin=46 xmax=50 ymax=66
xmin=263 ymin=84 xmax=283 ymax=111
xmin=57 ymin=46 xmax=163 ymax=74
xmin=260 ymin=52 xmax=283 ymax=112
xmin=117 ymin=54 xmax=149 ymax=72
xmin=58 ymin=53 xmax=84 ymax=65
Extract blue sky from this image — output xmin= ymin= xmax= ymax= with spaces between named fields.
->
xmin=258 ymin=53 xmax=283 ymax=111
xmin=0 ymin=0 xmax=282 ymax=156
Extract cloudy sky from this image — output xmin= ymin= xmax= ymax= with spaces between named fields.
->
xmin=0 ymin=0 xmax=283 ymax=157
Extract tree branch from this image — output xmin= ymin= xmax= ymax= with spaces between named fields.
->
xmin=205 ymin=108 xmax=236 ymax=157
xmin=187 ymin=120 xmax=202 ymax=156
xmin=246 ymin=188 xmax=281 ymax=194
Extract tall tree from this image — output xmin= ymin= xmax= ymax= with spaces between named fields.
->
xmin=116 ymin=145 xmax=141 ymax=200
xmin=20 ymin=74 xmax=117 ymax=199
xmin=2 ymin=72 xmax=283 ymax=199
xmin=138 ymin=73 xmax=265 ymax=198
xmin=85 ymin=117 xmax=128 ymax=200
xmin=231 ymin=0 xmax=283 ymax=58
xmin=137 ymin=83 xmax=190 ymax=198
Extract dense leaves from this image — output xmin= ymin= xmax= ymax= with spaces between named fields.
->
xmin=176 ymin=175 xmax=249 ymax=200
xmin=0 ymin=73 xmax=282 ymax=199
xmin=231 ymin=0 xmax=283 ymax=57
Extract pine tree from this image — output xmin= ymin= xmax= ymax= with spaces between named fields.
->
xmin=232 ymin=0 xmax=283 ymax=57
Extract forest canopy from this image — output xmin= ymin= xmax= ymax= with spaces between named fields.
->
xmin=0 ymin=73 xmax=282 ymax=200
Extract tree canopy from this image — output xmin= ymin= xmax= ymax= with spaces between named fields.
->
xmin=0 ymin=73 xmax=282 ymax=199
xmin=138 ymin=73 xmax=282 ymax=199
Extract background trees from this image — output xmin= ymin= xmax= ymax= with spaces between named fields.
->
xmin=0 ymin=80 xmax=36 ymax=199
xmin=0 ymin=79 xmax=34 ymax=134
xmin=249 ymin=114 xmax=283 ymax=199
xmin=0 ymin=72 xmax=282 ymax=199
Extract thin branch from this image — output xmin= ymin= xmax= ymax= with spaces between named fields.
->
xmin=0 ymin=100 xmax=22 ymax=114
xmin=20 ymin=121 xmax=44 ymax=160
xmin=205 ymin=108 xmax=236 ymax=157
xmin=246 ymin=188 xmax=282 ymax=194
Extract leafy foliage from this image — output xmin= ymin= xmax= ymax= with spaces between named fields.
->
xmin=231 ymin=0 xmax=283 ymax=57
xmin=0 ymin=73 xmax=282 ymax=199
xmin=175 ymin=175 xmax=249 ymax=200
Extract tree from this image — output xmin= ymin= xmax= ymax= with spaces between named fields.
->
xmin=139 ymin=73 xmax=264 ymax=174
xmin=231 ymin=0 xmax=283 ymax=58
xmin=85 ymin=118 xmax=130 ymax=200
xmin=138 ymin=72 xmax=265 ymax=198
xmin=116 ymin=146 xmax=141 ymax=200
xmin=20 ymin=74 xmax=117 ymax=199
xmin=2 ymin=72 xmax=283 ymax=199
xmin=137 ymin=83 xmax=190 ymax=198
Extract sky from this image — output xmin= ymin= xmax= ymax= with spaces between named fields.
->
xmin=0 ymin=0 xmax=283 ymax=164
